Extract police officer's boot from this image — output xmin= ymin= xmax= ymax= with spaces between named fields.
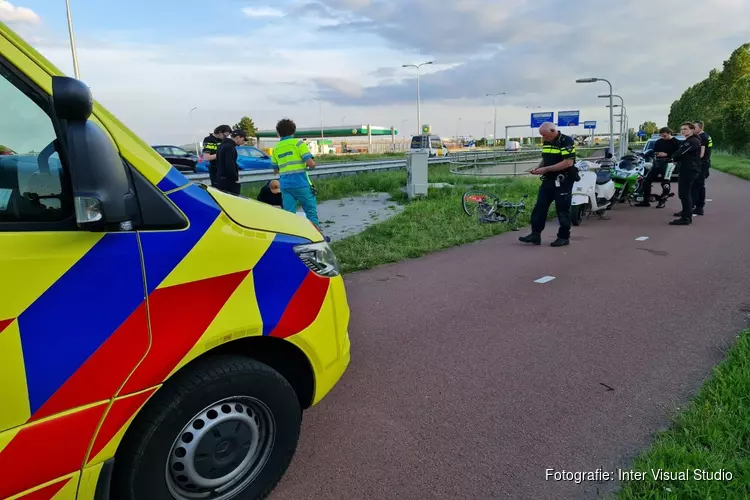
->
xmin=550 ymin=238 xmax=569 ymax=247
xmin=693 ymin=207 xmax=704 ymax=216
xmin=518 ymin=232 xmax=541 ymax=245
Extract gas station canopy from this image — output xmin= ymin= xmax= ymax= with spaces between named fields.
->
xmin=255 ymin=125 xmax=398 ymax=138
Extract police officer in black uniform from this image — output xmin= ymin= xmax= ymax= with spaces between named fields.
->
xmin=202 ymin=125 xmax=232 ymax=187
xmin=519 ymin=122 xmax=578 ymax=247
xmin=670 ymin=122 xmax=703 ymax=225
xmin=691 ymin=120 xmax=712 ymax=216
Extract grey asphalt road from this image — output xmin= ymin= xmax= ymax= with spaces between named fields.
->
xmin=270 ymin=170 xmax=750 ymax=500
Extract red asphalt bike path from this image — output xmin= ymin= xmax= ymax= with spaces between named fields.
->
xmin=271 ymin=170 xmax=750 ymax=500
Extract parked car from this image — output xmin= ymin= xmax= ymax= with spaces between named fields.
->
xmin=195 ymin=145 xmax=273 ymax=173
xmin=151 ymin=144 xmax=198 ymax=172
xmin=410 ymin=134 xmax=448 ymax=157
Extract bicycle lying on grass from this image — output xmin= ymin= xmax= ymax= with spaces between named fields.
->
xmin=461 ymin=189 xmax=529 ymax=229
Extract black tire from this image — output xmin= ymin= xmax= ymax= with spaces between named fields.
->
xmin=462 ymin=190 xmax=500 ymax=218
xmin=111 ymin=356 xmax=301 ymax=500
xmin=571 ymin=204 xmax=584 ymax=226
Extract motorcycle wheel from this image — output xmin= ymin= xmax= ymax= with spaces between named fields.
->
xmin=571 ymin=204 xmax=584 ymax=226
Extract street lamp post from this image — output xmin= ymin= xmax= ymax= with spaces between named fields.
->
xmin=64 ymin=0 xmax=81 ymax=78
xmin=486 ymin=92 xmax=506 ymax=147
xmin=403 ymin=61 xmax=434 ymax=135
xmin=576 ymin=77 xmax=614 ymax=157
xmin=314 ymin=99 xmax=324 ymax=139
xmin=456 ymin=117 xmax=462 ymax=143
xmin=599 ymin=94 xmax=625 ymax=155
xmin=606 ymin=103 xmax=628 ymax=156
xmin=526 ymin=106 xmax=542 ymax=144
xmin=189 ymin=106 xmax=198 ymax=156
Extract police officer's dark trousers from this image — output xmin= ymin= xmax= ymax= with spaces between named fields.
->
xmin=530 ymin=175 xmax=574 ymax=239
xmin=217 ymin=180 xmax=241 ymax=196
xmin=208 ymin=166 xmax=218 ymax=187
xmin=691 ymin=161 xmax=709 ymax=209
xmin=677 ymin=167 xmax=700 ymax=220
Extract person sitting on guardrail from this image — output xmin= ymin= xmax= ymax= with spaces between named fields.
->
xmin=271 ymin=118 xmax=329 ymax=241
xmin=257 ymin=179 xmax=282 ymax=207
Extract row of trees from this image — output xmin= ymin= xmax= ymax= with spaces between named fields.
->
xmin=667 ymin=43 xmax=750 ymax=154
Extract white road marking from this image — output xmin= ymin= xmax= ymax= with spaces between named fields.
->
xmin=706 ymin=199 xmax=713 ymax=202
xmin=534 ymin=276 xmax=556 ymax=284
xmin=635 ymin=236 xmax=649 ymax=241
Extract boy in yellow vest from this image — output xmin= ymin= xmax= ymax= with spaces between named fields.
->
xmin=271 ymin=118 xmax=328 ymax=240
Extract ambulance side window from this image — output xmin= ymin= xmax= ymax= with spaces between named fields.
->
xmin=0 ymin=63 xmax=73 ymax=228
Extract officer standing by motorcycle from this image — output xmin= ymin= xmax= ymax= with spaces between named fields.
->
xmin=691 ymin=120 xmax=712 ymax=216
xmin=519 ymin=122 xmax=578 ymax=247
xmin=202 ymin=125 xmax=232 ymax=187
xmin=670 ymin=122 xmax=703 ymax=226
xmin=635 ymin=127 xmax=681 ymax=209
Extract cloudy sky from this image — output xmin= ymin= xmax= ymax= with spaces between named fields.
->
xmin=2 ymin=0 xmax=748 ymax=145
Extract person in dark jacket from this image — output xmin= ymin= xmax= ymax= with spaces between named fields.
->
xmin=257 ymin=179 xmax=282 ymax=207
xmin=202 ymin=125 xmax=232 ymax=187
xmin=670 ymin=122 xmax=703 ymax=226
xmin=635 ymin=127 xmax=681 ymax=208
xmin=691 ymin=120 xmax=712 ymax=215
xmin=215 ymin=129 xmax=247 ymax=195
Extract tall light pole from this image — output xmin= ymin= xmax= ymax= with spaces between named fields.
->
xmin=65 ymin=0 xmax=81 ymax=78
xmin=313 ymin=99 xmax=324 ymax=138
xmin=189 ymin=106 xmax=198 ymax=155
xmin=486 ymin=92 xmax=506 ymax=147
xmin=341 ymin=116 xmax=346 ymax=124
xmin=456 ymin=117 xmax=462 ymax=143
xmin=527 ymin=106 xmax=542 ymax=144
xmin=599 ymin=94 xmax=625 ymax=155
xmin=403 ymin=61 xmax=434 ymax=135
xmin=606 ymin=103 xmax=628 ymax=156
xmin=576 ymin=77 xmax=614 ymax=157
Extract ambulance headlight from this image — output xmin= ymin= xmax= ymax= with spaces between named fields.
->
xmin=293 ymin=242 xmax=341 ymax=277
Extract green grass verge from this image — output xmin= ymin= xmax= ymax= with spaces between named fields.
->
xmin=312 ymin=165 xmax=540 ymax=273
xmin=616 ymin=329 xmax=750 ymax=499
xmin=712 ymin=153 xmax=750 ymax=180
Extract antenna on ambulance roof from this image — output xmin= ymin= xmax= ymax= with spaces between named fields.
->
xmin=64 ymin=0 xmax=81 ymax=79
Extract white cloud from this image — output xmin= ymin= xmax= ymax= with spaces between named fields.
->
xmin=3 ymin=1 xmax=746 ymax=145
xmin=0 ymin=1 xmax=40 ymax=25
xmin=241 ymin=6 xmax=284 ymax=18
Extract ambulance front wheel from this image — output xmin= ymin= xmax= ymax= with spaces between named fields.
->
xmin=111 ymin=355 xmax=302 ymax=500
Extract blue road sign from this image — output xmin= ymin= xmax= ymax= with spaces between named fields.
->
xmin=557 ymin=110 xmax=580 ymax=127
xmin=583 ymin=121 xmax=596 ymax=130
xmin=637 ymin=130 xmax=647 ymax=137
xmin=530 ymin=112 xmax=554 ymax=128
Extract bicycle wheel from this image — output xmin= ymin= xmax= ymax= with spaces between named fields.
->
xmin=462 ymin=190 xmax=500 ymax=218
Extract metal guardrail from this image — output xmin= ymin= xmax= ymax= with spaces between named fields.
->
xmin=183 ymin=150 xmax=501 ymax=185
xmin=181 ymin=147 xmax=611 ymax=185
xmin=448 ymin=147 xmax=608 ymax=177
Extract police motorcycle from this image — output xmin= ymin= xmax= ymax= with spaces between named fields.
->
xmin=631 ymin=157 xmax=677 ymax=207
xmin=610 ymin=153 xmax=646 ymax=206
xmin=570 ymin=159 xmax=617 ymax=226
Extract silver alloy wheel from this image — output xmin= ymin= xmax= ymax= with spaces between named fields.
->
xmin=165 ymin=396 xmax=276 ymax=499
